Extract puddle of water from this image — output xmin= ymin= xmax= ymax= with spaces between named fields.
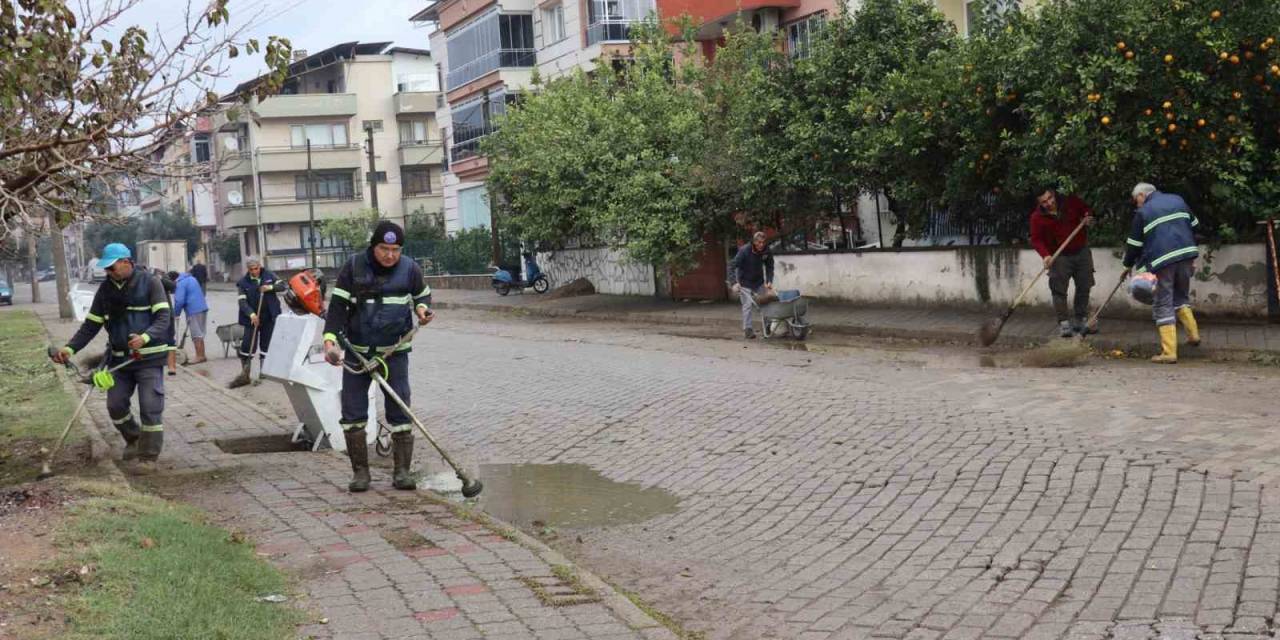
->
xmin=458 ymin=463 xmax=680 ymax=529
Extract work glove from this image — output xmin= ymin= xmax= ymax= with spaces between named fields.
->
xmin=259 ymin=283 xmax=273 ymax=293
xmin=324 ymin=342 xmax=342 ymax=366
xmin=50 ymin=346 xmax=72 ymax=365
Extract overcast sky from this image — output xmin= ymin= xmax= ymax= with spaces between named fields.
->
xmin=109 ymin=0 xmax=435 ymax=93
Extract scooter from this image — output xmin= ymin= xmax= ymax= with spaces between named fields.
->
xmin=492 ymin=252 xmax=550 ymax=296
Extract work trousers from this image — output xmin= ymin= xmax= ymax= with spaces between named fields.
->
xmin=1152 ymin=260 xmax=1195 ymax=327
xmin=1048 ymin=249 xmax=1095 ymax=322
xmin=106 ymin=364 xmax=165 ymax=441
xmin=339 ymin=350 xmax=412 ymax=433
xmin=239 ymin=317 xmax=275 ymax=357
xmin=739 ymin=285 xmax=762 ymax=331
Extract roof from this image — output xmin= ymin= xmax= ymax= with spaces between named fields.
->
xmin=387 ymin=47 xmax=432 ymax=57
xmin=409 ymin=3 xmax=440 ymax=22
xmin=222 ymin=41 xmax=393 ymax=101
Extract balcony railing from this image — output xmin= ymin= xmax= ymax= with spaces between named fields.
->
xmin=587 ymin=20 xmax=638 ymax=45
xmin=255 ymin=93 xmax=358 ymax=119
xmin=399 ymin=141 xmax=445 ymax=166
xmin=446 ymin=49 xmax=535 ymax=89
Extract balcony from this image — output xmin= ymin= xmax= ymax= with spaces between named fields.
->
xmin=221 ymin=192 xmax=364 ymax=228
xmin=395 ymin=92 xmax=441 ymax=114
xmin=587 ymin=20 xmax=639 ymax=45
xmin=255 ymin=93 xmax=358 ymax=119
xmin=399 ymin=142 xmax=445 ymax=166
xmin=257 ymin=144 xmax=362 ymax=173
xmin=219 ymin=151 xmax=252 ymax=179
xmin=447 ymin=50 xmax=535 ymax=90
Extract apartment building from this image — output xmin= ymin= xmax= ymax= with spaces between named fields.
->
xmin=411 ymin=0 xmax=656 ymax=235
xmin=214 ymin=42 xmax=443 ymax=271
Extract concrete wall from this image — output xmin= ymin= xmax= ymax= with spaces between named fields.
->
xmin=772 ymin=244 xmax=1273 ymax=318
xmin=537 ymin=247 xmax=657 ymax=296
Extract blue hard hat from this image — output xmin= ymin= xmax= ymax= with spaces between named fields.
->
xmin=97 ymin=243 xmax=132 ymax=269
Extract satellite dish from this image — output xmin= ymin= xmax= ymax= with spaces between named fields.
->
xmin=227 ymin=190 xmax=243 ymax=205
xmin=223 ymin=136 xmax=239 ymax=151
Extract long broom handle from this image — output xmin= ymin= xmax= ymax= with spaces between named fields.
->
xmin=244 ymin=291 xmax=266 ymax=359
xmin=1006 ymin=217 xmax=1089 ymax=315
xmin=1268 ymin=219 xmax=1280 ymax=307
xmin=1087 ymin=268 xmax=1131 ymax=328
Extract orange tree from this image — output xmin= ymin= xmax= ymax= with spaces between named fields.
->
xmin=880 ymin=0 xmax=1280 ymax=240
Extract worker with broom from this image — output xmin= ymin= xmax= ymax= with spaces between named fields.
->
xmin=1123 ymin=182 xmax=1201 ymax=364
xmin=322 ymin=221 xmax=434 ymax=492
xmin=1029 ymin=188 xmax=1097 ymax=337
xmin=49 ymin=243 xmax=174 ymax=473
xmin=230 ymin=256 xmax=284 ymax=388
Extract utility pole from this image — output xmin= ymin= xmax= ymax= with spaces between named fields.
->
xmin=306 ymin=139 xmax=317 ymax=267
xmin=365 ymin=126 xmax=379 ymax=213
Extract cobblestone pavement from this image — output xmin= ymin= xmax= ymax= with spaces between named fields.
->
xmin=36 ymin=302 xmax=672 ymax=640
xmin=33 ymin=286 xmax=1280 ymax=639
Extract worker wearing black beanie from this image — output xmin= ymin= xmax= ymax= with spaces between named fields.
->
xmin=323 ymin=216 xmax=433 ymax=493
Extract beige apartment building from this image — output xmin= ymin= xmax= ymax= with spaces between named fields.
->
xmin=214 ymin=42 xmax=444 ymax=271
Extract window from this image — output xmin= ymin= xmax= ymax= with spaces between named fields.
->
xmin=295 ymin=173 xmax=355 ymax=200
xmin=118 ymin=190 xmax=139 ymax=206
xmin=362 ymin=119 xmax=383 ymax=132
xmin=399 ymin=120 xmax=431 ymax=144
xmin=786 ymin=13 xmax=825 ymax=60
xmin=966 ymin=0 xmax=1020 ymax=35
xmin=290 ymin=123 xmax=349 ymax=148
xmin=367 ymin=170 xmax=388 ymax=184
xmin=445 ymin=9 xmax=535 ymax=89
xmin=458 ymin=186 xmax=491 ymax=230
xmin=299 ymin=225 xmax=345 ymax=249
xmin=402 ymin=167 xmax=433 ymax=195
xmin=543 ymin=3 xmax=566 ymax=44
xmin=193 ymin=134 xmax=211 ymax=163
xmin=586 ymin=0 xmax=654 ymax=45
xmin=450 ymin=89 xmax=517 ymax=162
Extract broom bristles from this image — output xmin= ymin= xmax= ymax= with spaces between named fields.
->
xmin=977 ymin=318 xmax=1004 ymax=346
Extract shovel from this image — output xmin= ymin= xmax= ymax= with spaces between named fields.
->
xmin=228 ymin=294 xmax=265 ymax=389
xmin=978 ymin=218 xmax=1088 ymax=346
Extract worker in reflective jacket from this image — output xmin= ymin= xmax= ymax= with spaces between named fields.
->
xmin=1123 ymin=182 xmax=1202 ymax=364
xmin=236 ymin=256 xmax=284 ymax=368
xmin=50 ymin=243 xmax=174 ymax=474
xmin=322 ymin=221 xmax=433 ymax=492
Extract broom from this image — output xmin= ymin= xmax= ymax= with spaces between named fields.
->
xmin=1085 ymin=268 xmax=1131 ymax=334
xmin=978 ymin=217 xmax=1088 ymax=346
xmin=228 ymin=294 xmax=264 ymax=388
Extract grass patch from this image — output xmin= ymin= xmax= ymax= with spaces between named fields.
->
xmin=57 ymin=482 xmax=301 ymax=640
xmin=517 ymin=564 xmax=601 ymax=607
xmin=614 ymin=585 xmax=707 ymax=640
xmin=0 ymin=310 xmax=77 ymax=485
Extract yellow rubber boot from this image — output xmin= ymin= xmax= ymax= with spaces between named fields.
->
xmin=1151 ymin=325 xmax=1178 ymax=364
xmin=1177 ymin=307 xmax=1200 ymax=346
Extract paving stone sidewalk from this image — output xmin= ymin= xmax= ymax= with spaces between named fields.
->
xmin=431 ymin=289 xmax=1280 ymax=356
xmin=42 ymin=314 xmax=672 ymax=639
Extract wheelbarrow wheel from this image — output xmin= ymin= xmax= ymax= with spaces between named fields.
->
xmin=789 ymin=323 xmax=811 ymax=341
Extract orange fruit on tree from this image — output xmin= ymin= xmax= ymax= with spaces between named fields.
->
xmin=1126 ymin=51 xmax=1136 ymax=60
xmin=1160 ymin=138 xmax=1169 ymax=147
xmin=1230 ymin=55 xmax=1240 ymax=65
xmin=1230 ymin=136 xmax=1240 ymax=145
xmin=1164 ymin=54 xmax=1174 ymax=63
xmin=1144 ymin=108 xmax=1154 ymax=116
xmin=1233 ymin=91 xmax=1243 ymax=99
xmin=1166 ymin=112 xmax=1176 ymax=120
xmin=1117 ymin=41 xmax=1127 ymax=50
xmin=1209 ymin=132 xmax=1218 ymax=140
xmin=1228 ymin=114 xmax=1238 ymax=123
xmin=1162 ymin=100 xmax=1173 ymax=109
xmin=1101 ymin=116 xmax=1112 ymax=125
xmin=1210 ymin=9 xmax=1222 ymax=19
xmin=1197 ymin=118 xmax=1207 ymax=127
xmin=1168 ymin=123 xmax=1178 ymax=132
xmin=1220 ymin=51 xmax=1231 ymax=60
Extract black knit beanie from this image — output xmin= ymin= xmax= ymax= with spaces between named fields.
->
xmin=370 ymin=220 xmax=405 ymax=247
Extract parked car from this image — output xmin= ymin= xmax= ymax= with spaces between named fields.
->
xmin=0 ymin=281 xmax=12 ymax=305
xmin=36 ymin=268 xmax=56 ymax=282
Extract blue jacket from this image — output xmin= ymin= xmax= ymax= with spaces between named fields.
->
xmin=1122 ymin=191 xmax=1199 ymax=272
xmin=173 ymin=272 xmax=208 ymax=318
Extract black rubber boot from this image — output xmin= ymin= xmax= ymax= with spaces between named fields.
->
xmin=115 ymin=418 xmax=141 ymax=461
xmin=132 ymin=431 xmax=163 ymax=475
xmin=344 ymin=430 xmax=371 ymax=492
xmin=391 ymin=431 xmax=416 ymax=490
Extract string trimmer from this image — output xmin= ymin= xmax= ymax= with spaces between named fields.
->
xmin=335 ymin=330 xmax=483 ymax=498
xmin=39 ymin=345 xmax=139 ymax=480
xmin=978 ymin=218 xmax=1088 ymax=346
